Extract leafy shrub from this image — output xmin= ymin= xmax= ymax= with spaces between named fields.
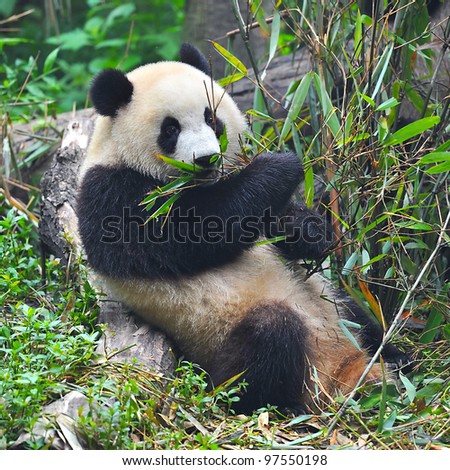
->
xmin=0 ymin=199 xmax=100 ymax=446
xmin=0 ymin=0 xmax=185 ymax=122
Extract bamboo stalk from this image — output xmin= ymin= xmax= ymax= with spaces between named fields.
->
xmin=326 ymin=207 xmax=450 ymax=436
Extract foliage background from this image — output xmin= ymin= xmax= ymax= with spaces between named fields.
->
xmin=1 ymin=0 xmax=185 ymax=120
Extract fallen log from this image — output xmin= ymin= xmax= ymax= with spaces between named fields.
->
xmin=39 ymin=115 xmax=175 ymax=374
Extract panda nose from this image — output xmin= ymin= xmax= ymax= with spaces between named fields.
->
xmin=194 ymin=154 xmax=218 ymax=169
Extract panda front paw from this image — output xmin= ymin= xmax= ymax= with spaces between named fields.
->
xmin=272 ymin=201 xmax=333 ymax=261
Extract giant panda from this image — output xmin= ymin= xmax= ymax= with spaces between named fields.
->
xmin=76 ymin=43 xmax=408 ymax=413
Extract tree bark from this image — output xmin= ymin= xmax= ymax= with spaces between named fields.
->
xmin=183 ymin=0 xmax=269 ymax=77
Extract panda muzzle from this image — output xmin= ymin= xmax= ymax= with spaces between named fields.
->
xmin=192 ymin=154 xmax=223 ymax=182
xmin=194 ymin=154 xmax=220 ymax=170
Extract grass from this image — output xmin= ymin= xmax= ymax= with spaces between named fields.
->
xmin=0 ymin=0 xmax=449 ymax=451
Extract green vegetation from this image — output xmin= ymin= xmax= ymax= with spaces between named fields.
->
xmin=1 ymin=0 xmax=449 ymax=450
xmin=0 ymin=0 xmax=184 ymax=122
xmin=0 ymin=204 xmax=98 ymax=447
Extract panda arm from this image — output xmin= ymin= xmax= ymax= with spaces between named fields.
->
xmin=177 ymin=152 xmax=301 ymax=223
xmin=156 ymin=151 xmax=303 ymax=275
xmin=77 ymin=152 xmax=302 ymax=279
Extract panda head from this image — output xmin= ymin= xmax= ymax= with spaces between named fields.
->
xmin=86 ymin=44 xmax=247 ymax=182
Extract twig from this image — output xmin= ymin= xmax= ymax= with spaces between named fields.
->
xmin=13 ymin=52 xmax=40 ymax=106
xmin=0 ymin=187 xmax=39 ymax=224
xmin=117 ymin=17 xmax=135 ymax=69
xmin=0 ymin=9 xmax=34 ymax=25
xmin=326 ymin=207 xmax=450 ymax=436
xmin=224 ymin=10 xmax=290 ymax=39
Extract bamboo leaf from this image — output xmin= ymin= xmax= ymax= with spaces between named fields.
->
xmin=210 ymin=41 xmax=247 ymax=75
xmin=212 ymin=370 xmax=245 ymax=391
xmin=261 ymin=10 xmax=280 ymax=81
xmin=420 ymin=308 xmax=444 ymax=344
xmin=383 ymin=116 xmax=440 ymax=146
xmin=384 ymin=266 xmax=395 ymax=279
xmin=155 ymin=154 xmax=203 ymax=173
xmin=0 ymin=38 xmax=29 ymax=50
xmin=313 ymin=73 xmax=342 ymax=140
xmin=354 ymin=10 xmax=363 ymax=59
xmin=371 ymin=44 xmax=394 ymax=99
xmin=286 ymin=415 xmax=314 ymax=427
xmin=418 ymin=151 xmax=450 ymax=164
xmin=342 ymin=251 xmax=359 ymax=275
xmin=303 ymin=161 xmax=315 ymax=208
xmin=146 ymin=192 xmax=181 ymax=221
xmin=44 ymin=47 xmax=60 ymax=75
xmin=376 ymin=97 xmax=400 ymax=111
xmin=425 ymin=161 xmax=450 ymax=174
xmin=357 ymin=213 xmax=389 ymax=240
xmin=434 ymin=140 xmax=450 ymax=152
xmin=217 ymin=72 xmax=246 ymax=87
xmin=255 ymin=236 xmax=286 ymax=246
xmin=339 ymin=275 xmax=371 ymax=315
xmin=140 ymin=176 xmax=192 ymax=207
xmin=338 ymin=319 xmax=362 ymax=351
xmin=382 ymin=409 xmax=397 ymax=432
xmin=219 ymin=126 xmax=229 ymax=153
xmin=396 ymin=220 xmax=433 ymax=231
xmin=361 ymin=253 xmax=388 ymax=272
xmin=405 ymin=83 xmax=425 ymax=113
xmin=246 ymin=109 xmax=276 ymax=122
xmin=419 ymin=151 xmax=450 ymax=173
xmin=252 ymin=87 xmax=267 ymax=137
xmin=279 ymin=71 xmax=313 ymax=144
xmin=359 ymin=93 xmax=375 ymax=108
xmin=251 ymin=2 xmax=270 ymax=35
xmin=361 ymin=249 xmax=370 ymax=274
xmin=357 ymin=278 xmax=386 ymax=329
xmin=336 ymin=132 xmax=370 ymax=148
xmin=399 ymin=372 xmax=416 ymax=403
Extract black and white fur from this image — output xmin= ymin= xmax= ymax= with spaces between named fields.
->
xmin=77 ymin=44 xmax=408 ymax=413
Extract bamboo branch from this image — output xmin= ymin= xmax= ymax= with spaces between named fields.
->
xmin=326 ymin=207 xmax=450 ymax=435
xmin=224 ymin=10 xmax=290 ymax=39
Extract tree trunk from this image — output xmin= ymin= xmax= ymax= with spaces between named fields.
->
xmin=183 ymin=0 xmax=269 ymax=77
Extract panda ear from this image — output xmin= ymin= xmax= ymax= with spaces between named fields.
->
xmin=180 ymin=43 xmax=211 ymax=76
xmin=89 ymin=69 xmax=134 ymax=117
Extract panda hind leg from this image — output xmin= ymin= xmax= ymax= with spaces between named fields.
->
xmin=341 ymin=298 xmax=414 ymax=373
xmin=209 ymin=302 xmax=310 ymax=414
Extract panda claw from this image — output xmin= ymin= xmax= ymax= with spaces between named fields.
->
xmin=383 ymin=348 xmax=415 ymax=374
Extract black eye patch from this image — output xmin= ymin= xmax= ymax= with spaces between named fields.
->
xmin=204 ymin=107 xmax=224 ymax=139
xmin=158 ymin=117 xmax=181 ymax=155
